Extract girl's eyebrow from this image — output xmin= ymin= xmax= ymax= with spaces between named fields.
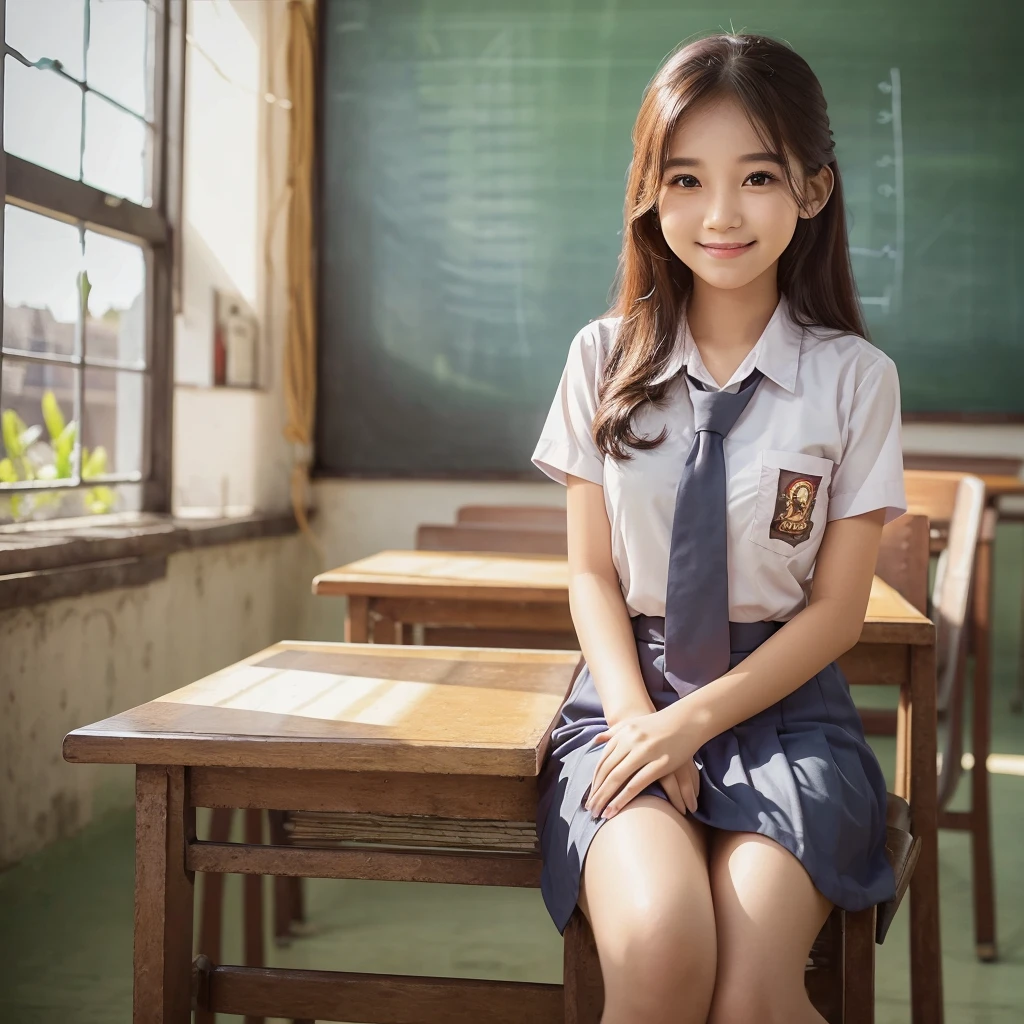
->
xmin=663 ymin=152 xmax=785 ymax=169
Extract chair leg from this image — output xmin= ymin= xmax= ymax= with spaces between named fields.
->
xmin=195 ymin=807 xmax=233 ymax=1024
xmin=843 ymin=907 xmax=876 ymax=1024
xmin=970 ymin=513 xmax=998 ymax=961
xmin=563 ymin=908 xmax=603 ymax=1024
xmin=243 ymin=808 xmax=266 ymax=1024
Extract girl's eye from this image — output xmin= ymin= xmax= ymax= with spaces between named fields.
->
xmin=668 ymin=170 xmax=779 ymax=188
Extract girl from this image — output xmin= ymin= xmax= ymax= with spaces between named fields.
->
xmin=531 ymin=32 xmax=906 ymax=1024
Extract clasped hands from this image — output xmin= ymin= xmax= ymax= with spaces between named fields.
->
xmin=585 ymin=701 xmax=703 ymax=821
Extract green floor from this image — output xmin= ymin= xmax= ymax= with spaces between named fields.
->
xmin=3 ymin=527 xmax=1024 ymax=1023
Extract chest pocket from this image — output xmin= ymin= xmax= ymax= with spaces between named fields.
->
xmin=748 ymin=450 xmax=834 ymax=557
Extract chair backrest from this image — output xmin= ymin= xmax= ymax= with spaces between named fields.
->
xmin=903 ymin=453 xmax=1023 ymax=477
xmin=415 ymin=522 xmax=568 ymax=556
xmin=875 ymin=513 xmax=930 ymax=615
xmin=456 ymin=505 xmax=567 ymax=531
xmin=904 ymin=470 xmax=986 ymax=806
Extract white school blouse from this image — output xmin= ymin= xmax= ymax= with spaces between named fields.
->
xmin=531 ymin=292 xmax=908 ymax=622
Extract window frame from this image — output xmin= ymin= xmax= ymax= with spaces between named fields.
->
xmin=0 ymin=0 xmax=186 ymax=520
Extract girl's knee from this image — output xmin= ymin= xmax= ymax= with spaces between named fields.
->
xmin=599 ymin=909 xmax=716 ymax=1022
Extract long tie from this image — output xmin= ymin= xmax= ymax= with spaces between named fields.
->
xmin=663 ymin=367 xmax=764 ymax=696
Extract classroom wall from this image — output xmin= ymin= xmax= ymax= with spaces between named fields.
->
xmin=0 ymin=534 xmax=314 ymax=868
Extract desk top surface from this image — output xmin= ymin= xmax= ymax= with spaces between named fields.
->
xmin=313 ymin=549 xmax=571 ymax=602
xmin=63 ymin=643 xmax=582 ymax=776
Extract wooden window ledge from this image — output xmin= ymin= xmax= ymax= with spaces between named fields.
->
xmin=0 ymin=510 xmax=303 ymax=611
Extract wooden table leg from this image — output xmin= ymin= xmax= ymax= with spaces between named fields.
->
xmin=133 ymin=765 xmax=194 ymax=1024
xmin=243 ymin=809 xmax=266 ymax=1024
xmin=908 ymin=643 xmax=943 ymax=1024
xmin=346 ymin=596 xmax=370 ymax=643
xmin=969 ymin=509 xmax=998 ymax=961
xmin=196 ymin=807 xmax=233 ymax=1024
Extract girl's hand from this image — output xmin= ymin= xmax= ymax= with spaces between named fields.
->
xmin=584 ymin=706 xmax=700 ymax=819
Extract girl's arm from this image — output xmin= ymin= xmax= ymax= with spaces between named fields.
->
xmin=565 ymin=473 xmax=655 ymax=725
xmin=671 ymin=506 xmax=886 ymax=749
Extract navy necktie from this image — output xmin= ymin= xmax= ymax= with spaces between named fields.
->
xmin=663 ymin=367 xmax=764 ymax=695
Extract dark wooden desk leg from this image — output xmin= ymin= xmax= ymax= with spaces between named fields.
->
xmin=564 ymin=909 xmax=603 ymax=1024
xmin=243 ymin=809 xmax=266 ymax=1024
xmin=908 ymin=643 xmax=943 ymax=1024
xmin=346 ymin=596 xmax=370 ymax=643
xmin=195 ymin=808 xmax=233 ymax=1024
xmin=970 ymin=511 xmax=998 ymax=961
xmin=134 ymin=765 xmax=194 ymax=1024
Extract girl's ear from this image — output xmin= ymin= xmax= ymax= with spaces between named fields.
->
xmin=799 ymin=164 xmax=834 ymax=220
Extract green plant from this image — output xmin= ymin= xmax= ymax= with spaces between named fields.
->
xmin=0 ymin=390 xmax=116 ymax=522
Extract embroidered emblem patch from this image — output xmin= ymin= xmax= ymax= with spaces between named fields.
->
xmin=769 ymin=470 xmax=822 ymax=547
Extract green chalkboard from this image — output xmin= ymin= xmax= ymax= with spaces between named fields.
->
xmin=316 ymin=0 xmax=1024 ymax=478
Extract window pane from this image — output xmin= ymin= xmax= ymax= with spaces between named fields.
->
xmin=3 ymin=206 xmax=82 ymax=359
xmin=87 ymin=0 xmax=151 ymax=118
xmin=4 ymin=55 xmax=83 ymax=180
xmin=5 ymin=0 xmax=86 ymax=81
xmin=84 ymin=230 xmax=146 ymax=367
xmin=83 ymin=366 xmax=145 ymax=478
xmin=83 ymin=91 xmax=149 ymax=204
xmin=0 ymin=355 xmax=81 ymax=521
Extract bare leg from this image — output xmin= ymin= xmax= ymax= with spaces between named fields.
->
xmin=707 ymin=830 xmax=832 ymax=1024
xmin=578 ymin=795 xmax=716 ymax=1024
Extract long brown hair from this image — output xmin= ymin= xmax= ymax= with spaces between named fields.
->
xmin=593 ymin=32 xmax=867 ymax=460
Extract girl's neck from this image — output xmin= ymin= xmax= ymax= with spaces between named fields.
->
xmin=685 ymin=273 xmax=781 ymax=387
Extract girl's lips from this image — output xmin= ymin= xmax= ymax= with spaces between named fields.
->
xmin=699 ymin=241 xmax=756 ymax=259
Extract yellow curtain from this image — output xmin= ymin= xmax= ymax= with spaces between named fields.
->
xmin=282 ymin=0 xmax=324 ymax=561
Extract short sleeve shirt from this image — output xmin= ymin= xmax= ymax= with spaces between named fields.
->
xmin=531 ymin=293 xmax=907 ymax=621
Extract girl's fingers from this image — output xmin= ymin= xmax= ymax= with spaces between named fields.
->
xmin=588 ymin=751 xmax=644 ymax=817
xmin=587 ymin=738 xmax=626 ymax=807
xmin=602 ymin=763 xmax=663 ymax=818
xmin=659 ymin=772 xmax=690 ymax=818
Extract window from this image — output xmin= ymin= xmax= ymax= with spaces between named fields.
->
xmin=0 ymin=0 xmax=183 ymax=525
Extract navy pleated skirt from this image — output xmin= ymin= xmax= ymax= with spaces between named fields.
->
xmin=536 ymin=614 xmax=895 ymax=934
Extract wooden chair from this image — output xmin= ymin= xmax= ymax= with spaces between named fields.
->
xmin=456 ymin=504 xmax=567 ymax=530
xmin=416 ymin=522 xmax=568 ymax=556
xmin=861 ymin=471 xmax=994 ymax=962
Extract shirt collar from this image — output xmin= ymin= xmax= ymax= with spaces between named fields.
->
xmin=649 ymin=292 xmax=802 ymax=392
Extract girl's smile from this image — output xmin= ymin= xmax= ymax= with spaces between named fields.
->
xmin=699 ymin=241 xmax=757 ymax=258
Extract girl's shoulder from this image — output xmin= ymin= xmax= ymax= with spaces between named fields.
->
xmin=799 ymin=323 xmax=900 ymax=389
xmin=568 ymin=315 xmax=623 ymax=358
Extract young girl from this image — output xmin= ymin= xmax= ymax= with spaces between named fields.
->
xmin=531 ymin=33 xmax=906 ymax=1024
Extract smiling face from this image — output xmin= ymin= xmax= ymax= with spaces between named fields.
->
xmin=656 ymin=95 xmax=833 ymax=291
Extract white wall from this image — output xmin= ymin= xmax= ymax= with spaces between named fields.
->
xmin=0 ymin=534 xmax=315 ymax=868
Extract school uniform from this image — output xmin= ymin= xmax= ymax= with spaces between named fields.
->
xmin=531 ymin=291 xmax=906 ymax=935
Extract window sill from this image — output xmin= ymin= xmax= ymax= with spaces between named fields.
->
xmin=0 ymin=509 xmax=303 ymax=611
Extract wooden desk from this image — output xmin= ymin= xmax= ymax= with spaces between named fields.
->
xmin=317 ymin=552 xmax=941 ymax=1022
xmin=63 ymin=642 xmax=582 ymax=1023
xmin=313 ymin=550 xmax=576 ymax=644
